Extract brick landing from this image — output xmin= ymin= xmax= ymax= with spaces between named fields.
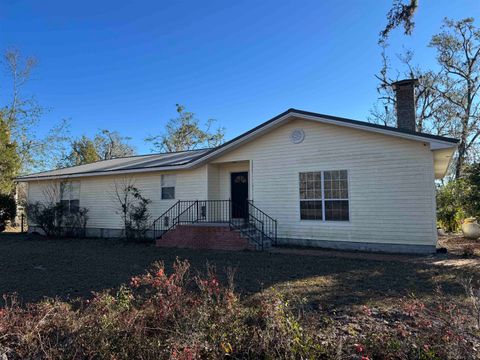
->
xmin=156 ymin=224 xmax=255 ymax=251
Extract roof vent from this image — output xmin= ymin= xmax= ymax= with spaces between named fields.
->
xmin=392 ymin=79 xmax=418 ymax=132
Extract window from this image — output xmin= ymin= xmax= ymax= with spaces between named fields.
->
xmin=299 ymin=170 xmax=349 ymax=221
xmin=161 ymin=174 xmax=176 ymax=200
xmin=324 ymin=170 xmax=349 ymax=221
xmin=299 ymin=172 xmax=322 ymax=220
xmin=60 ymin=181 xmax=80 ymax=214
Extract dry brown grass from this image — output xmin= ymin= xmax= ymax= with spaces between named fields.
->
xmin=0 ymin=232 xmax=478 ymax=310
xmin=439 ymin=233 xmax=480 ymax=257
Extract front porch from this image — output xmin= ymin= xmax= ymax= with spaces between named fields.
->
xmin=149 ymin=159 xmax=278 ymax=251
xmin=150 ymin=199 xmax=277 ymax=251
xmin=206 ymin=160 xmax=252 ymax=205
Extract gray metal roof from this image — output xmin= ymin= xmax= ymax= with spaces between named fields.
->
xmin=17 ymin=149 xmax=210 ymax=180
xmin=17 ymin=108 xmax=459 ymax=182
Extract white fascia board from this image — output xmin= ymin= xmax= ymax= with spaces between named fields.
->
xmin=189 ymin=112 xmax=458 ymax=167
xmin=16 ymin=164 xmax=189 ymax=182
xmin=187 ymin=113 xmax=291 ymax=166
xmin=295 ymin=113 xmax=458 ymax=149
xmin=17 ymin=111 xmax=458 ymax=182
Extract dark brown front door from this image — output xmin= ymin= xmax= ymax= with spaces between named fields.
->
xmin=231 ymin=172 xmax=248 ymax=218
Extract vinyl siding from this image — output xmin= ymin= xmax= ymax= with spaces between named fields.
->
xmin=27 ymin=166 xmax=207 ymax=229
xmin=210 ymin=117 xmax=437 ymax=246
xmin=206 ymin=164 xmax=220 ymax=200
xmin=217 ymin=162 xmax=249 ymax=200
xmin=25 ymin=117 xmax=438 ymax=247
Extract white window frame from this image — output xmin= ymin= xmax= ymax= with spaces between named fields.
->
xmin=299 ymin=170 xmax=350 ymax=222
xmin=60 ymin=181 xmax=81 ymax=214
xmin=299 ymin=171 xmax=323 ymax=220
xmin=161 ymin=174 xmax=176 ymax=200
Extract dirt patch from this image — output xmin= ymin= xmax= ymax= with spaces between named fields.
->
xmin=439 ymin=233 xmax=480 ymax=257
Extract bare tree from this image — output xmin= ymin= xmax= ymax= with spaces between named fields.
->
xmin=369 ymin=46 xmax=449 ymax=135
xmin=41 ymin=180 xmax=62 ymax=206
xmin=1 ymin=49 xmax=70 ymax=174
xmin=111 ymin=177 xmax=151 ymax=239
xmin=372 ymin=18 xmax=480 ymax=178
xmin=430 ymin=18 xmax=480 ymax=178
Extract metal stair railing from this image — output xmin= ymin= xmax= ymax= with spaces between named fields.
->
xmin=247 ymin=200 xmax=278 ymax=246
xmin=150 ymin=199 xmax=277 ymax=250
xmin=150 ymin=200 xmax=197 ymax=240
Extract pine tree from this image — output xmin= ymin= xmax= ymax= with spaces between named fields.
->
xmin=67 ymin=136 xmax=100 ymax=166
xmin=0 ymin=111 xmax=21 ymax=194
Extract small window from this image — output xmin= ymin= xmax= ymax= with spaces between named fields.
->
xmin=299 ymin=170 xmax=349 ymax=221
xmin=60 ymin=181 xmax=81 ymax=214
xmin=161 ymin=174 xmax=176 ymax=200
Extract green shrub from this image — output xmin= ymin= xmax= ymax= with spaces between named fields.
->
xmin=436 ymin=180 xmax=468 ymax=232
xmin=463 ymin=162 xmax=480 ymax=217
xmin=26 ymin=201 xmax=89 ymax=237
xmin=26 ymin=201 xmax=64 ymax=237
xmin=0 ymin=194 xmax=16 ymax=232
xmin=437 ymin=162 xmax=480 ymax=232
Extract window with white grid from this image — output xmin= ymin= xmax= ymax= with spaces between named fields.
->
xmin=60 ymin=181 xmax=80 ymax=214
xmin=299 ymin=170 xmax=349 ymax=221
xmin=161 ymin=174 xmax=176 ymax=200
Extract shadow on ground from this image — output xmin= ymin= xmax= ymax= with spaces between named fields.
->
xmin=0 ymin=233 xmax=475 ymax=306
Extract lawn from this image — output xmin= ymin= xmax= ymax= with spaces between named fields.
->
xmin=0 ymin=232 xmax=478 ymax=309
xmin=1 ymin=232 xmax=480 ymax=358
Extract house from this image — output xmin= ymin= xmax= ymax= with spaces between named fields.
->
xmin=17 ymin=80 xmax=458 ymax=253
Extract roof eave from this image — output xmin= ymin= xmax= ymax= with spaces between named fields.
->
xmin=16 ymin=109 xmax=460 ymax=182
xmin=16 ymin=163 xmax=191 ymax=182
xmin=187 ymin=110 xmax=459 ymax=167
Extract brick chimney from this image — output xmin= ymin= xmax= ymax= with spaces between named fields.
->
xmin=392 ymin=79 xmax=418 ymax=132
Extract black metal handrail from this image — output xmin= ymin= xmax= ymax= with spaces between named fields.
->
xmin=151 ymin=200 xmax=197 ymax=240
xmin=247 ymin=200 xmax=278 ymax=246
xmin=150 ymin=199 xmax=277 ymax=249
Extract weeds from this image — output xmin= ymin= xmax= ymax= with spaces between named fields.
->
xmin=0 ymin=260 xmax=478 ymax=359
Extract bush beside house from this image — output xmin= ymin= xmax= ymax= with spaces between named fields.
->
xmin=26 ymin=201 xmax=89 ymax=238
xmin=437 ymin=163 xmax=480 ymax=232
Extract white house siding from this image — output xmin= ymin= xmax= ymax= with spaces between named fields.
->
xmin=27 ymin=166 xmax=207 ymax=232
xmin=210 ymin=117 xmax=437 ymax=249
xmin=216 ymin=162 xmax=250 ymax=200
xmin=206 ymin=164 xmax=220 ymax=200
xmin=25 ymin=117 xmax=439 ymax=251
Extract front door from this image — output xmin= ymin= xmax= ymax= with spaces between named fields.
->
xmin=231 ymin=172 xmax=248 ymax=218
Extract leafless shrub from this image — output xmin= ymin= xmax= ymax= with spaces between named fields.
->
xmin=462 ymin=277 xmax=480 ymax=329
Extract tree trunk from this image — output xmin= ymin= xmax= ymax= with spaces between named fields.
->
xmin=455 ymin=139 xmax=467 ymax=179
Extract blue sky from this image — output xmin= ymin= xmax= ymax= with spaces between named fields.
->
xmin=1 ymin=0 xmax=478 ymax=154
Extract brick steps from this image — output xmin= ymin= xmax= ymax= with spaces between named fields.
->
xmin=156 ymin=224 xmax=256 ymax=251
xmin=234 ymin=226 xmax=271 ymax=250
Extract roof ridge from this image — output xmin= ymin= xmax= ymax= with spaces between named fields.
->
xmin=288 ymin=108 xmax=459 ymax=143
xmin=16 ymin=108 xmax=458 ymax=181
